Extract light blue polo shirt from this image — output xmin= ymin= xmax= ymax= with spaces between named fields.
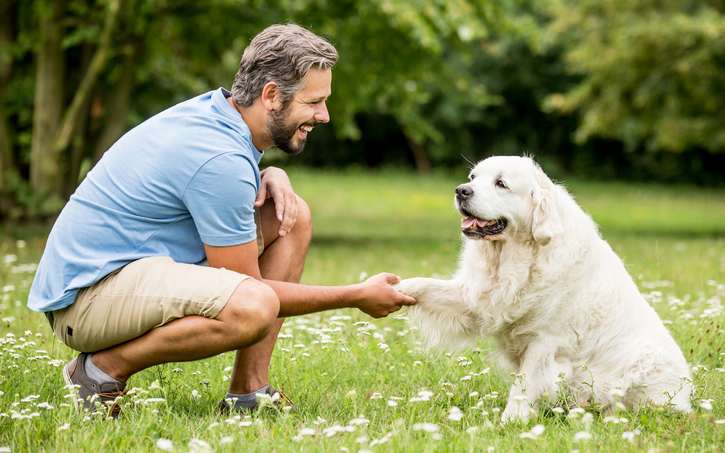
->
xmin=28 ymin=88 xmax=262 ymax=312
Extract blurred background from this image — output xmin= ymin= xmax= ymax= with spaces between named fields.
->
xmin=0 ymin=0 xmax=723 ymax=220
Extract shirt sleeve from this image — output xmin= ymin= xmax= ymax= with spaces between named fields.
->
xmin=182 ymin=153 xmax=259 ymax=246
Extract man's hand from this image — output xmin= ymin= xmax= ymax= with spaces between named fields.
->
xmin=352 ymin=273 xmax=417 ymax=318
xmin=255 ymin=167 xmax=298 ymax=237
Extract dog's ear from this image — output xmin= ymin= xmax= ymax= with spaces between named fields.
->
xmin=530 ymin=164 xmax=563 ymax=245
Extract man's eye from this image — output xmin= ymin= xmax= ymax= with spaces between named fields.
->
xmin=495 ymin=179 xmax=508 ymax=189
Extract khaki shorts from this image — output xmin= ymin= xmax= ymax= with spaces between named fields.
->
xmin=51 ymin=212 xmax=265 ymax=353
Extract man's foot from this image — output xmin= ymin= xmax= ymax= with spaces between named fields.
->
xmin=62 ymin=353 xmax=126 ymax=418
xmin=218 ymin=386 xmax=293 ymax=414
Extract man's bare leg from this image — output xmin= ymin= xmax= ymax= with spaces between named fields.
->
xmin=227 ymin=196 xmax=311 ymax=393
xmin=90 ymin=279 xmax=279 ymax=382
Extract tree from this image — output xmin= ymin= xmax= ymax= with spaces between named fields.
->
xmin=543 ymin=0 xmax=725 ymax=153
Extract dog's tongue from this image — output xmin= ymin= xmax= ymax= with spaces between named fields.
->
xmin=461 ymin=217 xmax=477 ymax=229
xmin=462 ymin=217 xmax=495 ymax=229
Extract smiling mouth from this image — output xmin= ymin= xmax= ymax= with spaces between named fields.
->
xmin=459 ymin=207 xmax=508 ymax=238
xmin=297 ymin=124 xmax=314 ymax=138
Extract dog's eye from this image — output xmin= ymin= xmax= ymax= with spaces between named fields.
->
xmin=468 ymin=174 xmax=476 ymax=181
xmin=495 ymin=178 xmax=509 ymax=190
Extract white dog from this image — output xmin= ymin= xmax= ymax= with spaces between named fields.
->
xmin=396 ymin=156 xmax=692 ymax=423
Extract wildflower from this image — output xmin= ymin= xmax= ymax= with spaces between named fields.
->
xmin=58 ymin=423 xmax=70 ymax=431
xmin=412 ymin=423 xmax=440 ymax=433
xmin=322 ymin=424 xmax=355 ymax=437
xmin=552 ymin=407 xmax=565 ymax=414
xmin=220 ymin=436 xmax=233 ymax=445
xmin=457 ymin=356 xmax=472 ymax=367
xmin=409 ymin=389 xmax=434 ymax=403
xmin=369 ymin=432 xmax=393 ymax=446
xmin=448 ymin=406 xmax=464 ymax=421
xmin=519 ymin=424 xmax=545 ymax=439
xmin=20 ymin=395 xmax=40 ymax=403
xmin=573 ymin=431 xmax=592 ymax=442
xmin=191 ymin=390 xmax=200 ymax=400
xmin=356 ymin=435 xmax=369 ymax=444
xmin=155 ymin=439 xmax=173 ymax=451
xmin=699 ymin=399 xmax=713 ymax=411
xmin=349 ymin=416 xmax=369 ymax=426
xmin=188 ymin=438 xmax=212 ymax=453
xmin=582 ymin=412 xmax=594 ymax=427
xmin=622 ymin=429 xmax=641 ymax=442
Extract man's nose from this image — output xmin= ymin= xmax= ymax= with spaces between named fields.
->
xmin=455 ymin=184 xmax=474 ymax=200
xmin=314 ymin=102 xmax=330 ymax=124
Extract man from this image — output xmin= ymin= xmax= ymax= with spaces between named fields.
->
xmin=27 ymin=24 xmax=416 ymax=417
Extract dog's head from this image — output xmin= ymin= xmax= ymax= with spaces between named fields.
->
xmin=455 ymin=156 xmax=563 ymax=245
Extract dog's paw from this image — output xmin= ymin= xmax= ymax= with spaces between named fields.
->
xmin=394 ymin=278 xmax=428 ymax=299
xmin=501 ymin=402 xmax=532 ymax=424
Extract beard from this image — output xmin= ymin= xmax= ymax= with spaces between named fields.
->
xmin=268 ymin=107 xmax=307 ymax=155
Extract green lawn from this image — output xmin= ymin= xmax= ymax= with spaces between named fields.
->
xmin=1 ymin=168 xmax=724 ymax=452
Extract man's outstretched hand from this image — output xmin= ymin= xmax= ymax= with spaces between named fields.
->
xmin=353 ymin=273 xmax=417 ymax=318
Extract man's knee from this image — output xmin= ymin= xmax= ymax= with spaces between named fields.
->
xmin=220 ymin=280 xmax=280 ymax=344
xmin=294 ymin=195 xmax=312 ymax=240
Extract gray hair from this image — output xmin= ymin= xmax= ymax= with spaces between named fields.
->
xmin=231 ymin=24 xmax=338 ymax=107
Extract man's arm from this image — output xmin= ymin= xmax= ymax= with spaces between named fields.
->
xmin=205 ymin=242 xmax=415 ymax=318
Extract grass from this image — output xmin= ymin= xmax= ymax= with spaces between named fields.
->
xmin=1 ymin=168 xmax=724 ymax=452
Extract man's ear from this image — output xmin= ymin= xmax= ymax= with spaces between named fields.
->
xmin=529 ymin=163 xmax=563 ymax=245
xmin=260 ymin=81 xmax=283 ymax=111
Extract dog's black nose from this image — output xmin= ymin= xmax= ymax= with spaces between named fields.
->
xmin=455 ymin=184 xmax=473 ymax=200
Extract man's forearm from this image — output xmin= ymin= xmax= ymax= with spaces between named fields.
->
xmin=261 ymin=279 xmax=362 ymax=317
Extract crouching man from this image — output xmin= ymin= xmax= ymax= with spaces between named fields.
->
xmin=27 ymin=24 xmax=415 ymax=418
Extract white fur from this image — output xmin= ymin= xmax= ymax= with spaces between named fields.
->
xmin=396 ymin=156 xmax=692 ymax=423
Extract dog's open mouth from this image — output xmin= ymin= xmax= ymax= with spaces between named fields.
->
xmin=459 ymin=209 xmax=508 ymax=238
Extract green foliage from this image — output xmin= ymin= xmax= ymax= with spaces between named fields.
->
xmin=1 ymin=0 xmax=725 ymax=219
xmin=544 ymin=0 xmax=725 ymax=152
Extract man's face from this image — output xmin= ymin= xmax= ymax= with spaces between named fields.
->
xmin=269 ymin=68 xmax=332 ymax=155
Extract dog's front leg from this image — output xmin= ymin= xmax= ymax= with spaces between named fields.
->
xmin=396 ymin=277 xmax=477 ymax=350
xmin=501 ymin=341 xmax=570 ymax=423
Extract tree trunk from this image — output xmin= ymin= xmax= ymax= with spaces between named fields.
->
xmin=0 ymin=0 xmax=14 ymax=196
xmin=30 ymin=0 xmax=64 ymax=197
xmin=93 ymin=40 xmax=139 ymax=162
xmin=404 ymin=130 xmax=432 ymax=174
xmin=53 ymin=0 xmax=122 ymax=160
